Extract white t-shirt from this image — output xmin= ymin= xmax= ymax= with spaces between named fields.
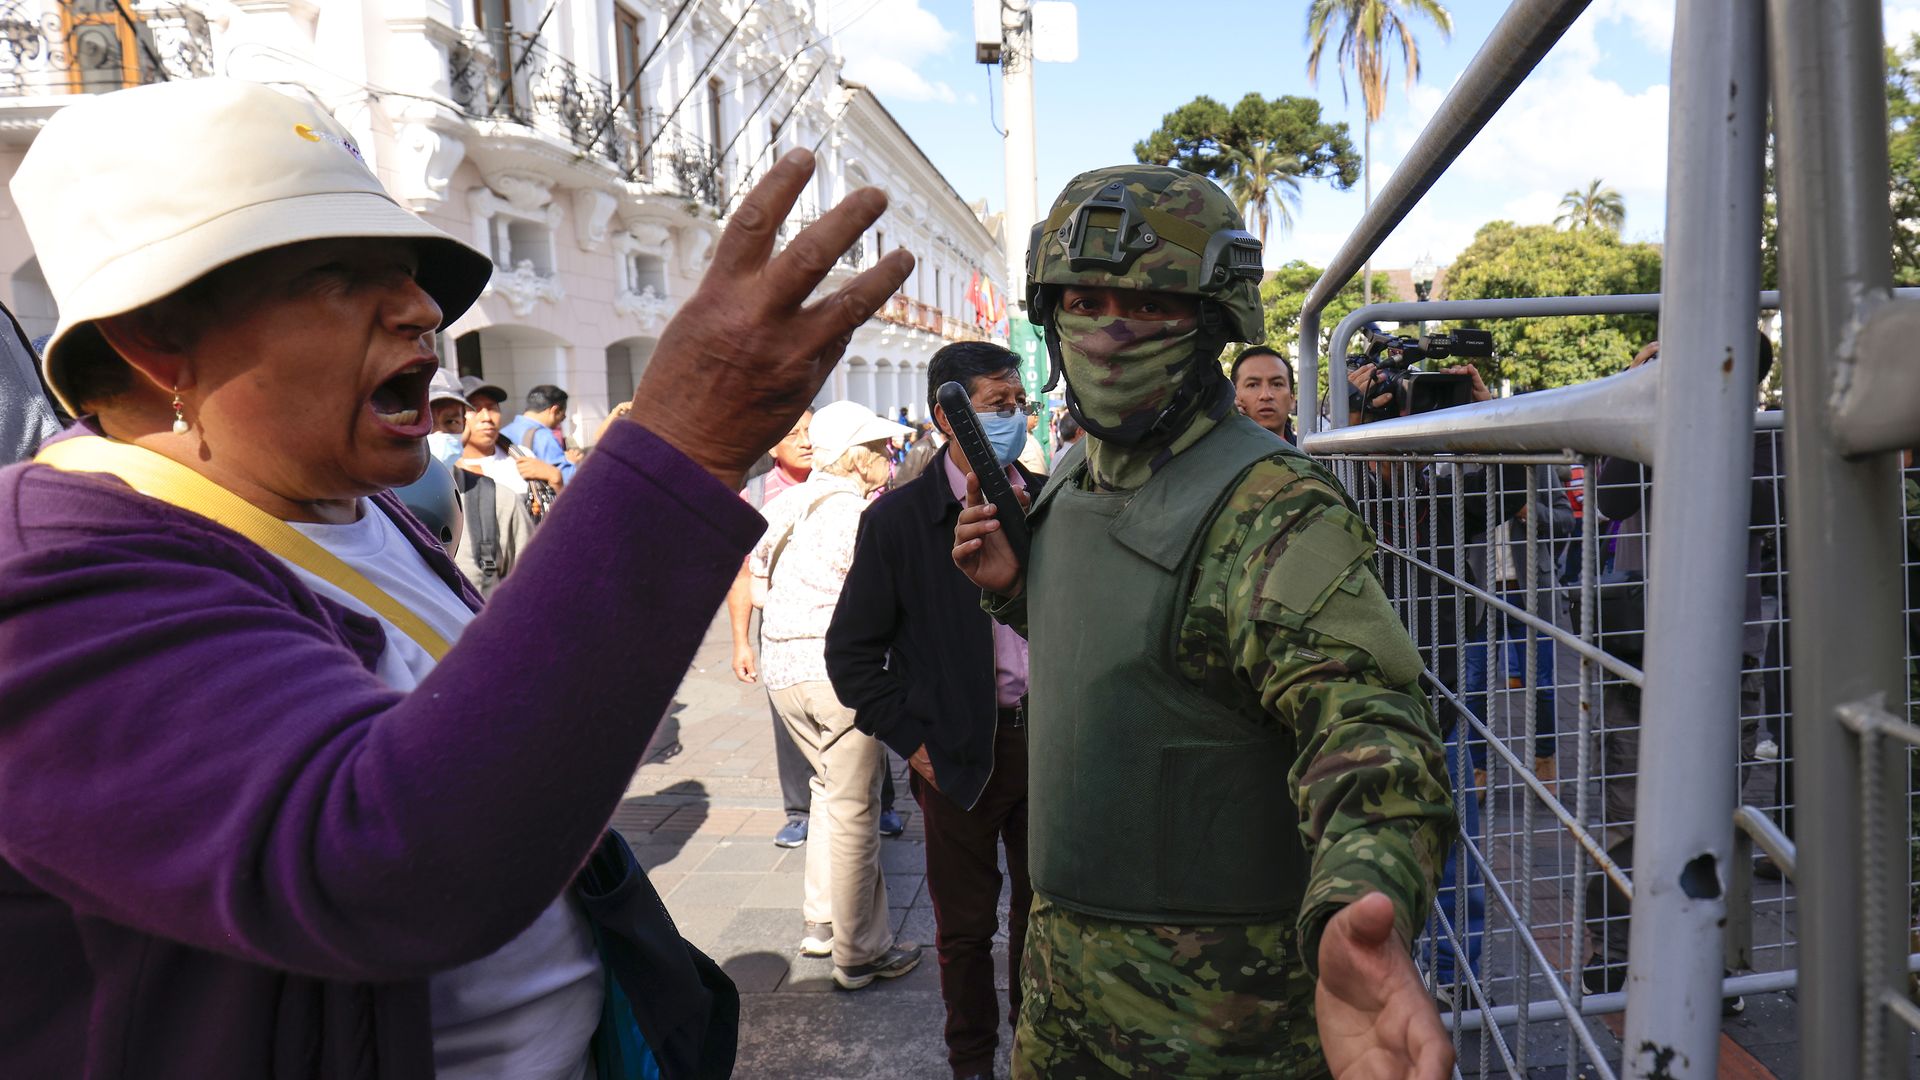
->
xmin=286 ymin=502 xmax=602 ymax=1080
xmin=464 ymin=446 xmax=530 ymax=497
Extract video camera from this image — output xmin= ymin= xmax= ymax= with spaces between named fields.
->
xmin=1345 ymin=326 xmax=1495 ymax=421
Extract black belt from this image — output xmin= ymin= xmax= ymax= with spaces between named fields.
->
xmin=998 ymin=701 xmax=1027 ymax=728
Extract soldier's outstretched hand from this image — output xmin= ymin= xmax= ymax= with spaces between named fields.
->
xmin=1315 ymin=892 xmax=1453 ymax=1080
xmin=953 ymin=472 xmax=1028 ymax=595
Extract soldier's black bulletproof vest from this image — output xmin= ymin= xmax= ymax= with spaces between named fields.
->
xmin=1026 ymin=413 xmax=1310 ymax=923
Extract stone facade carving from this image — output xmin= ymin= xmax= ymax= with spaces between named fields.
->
xmin=614 ymin=285 xmax=668 ymax=331
xmin=486 ymin=259 xmax=565 ymax=318
xmin=392 ymin=122 xmax=465 ymax=212
xmin=573 ymin=189 xmax=619 ymax=251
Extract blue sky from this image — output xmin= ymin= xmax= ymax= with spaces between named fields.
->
xmin=826 ymin=0 xmax=1920 ymax=271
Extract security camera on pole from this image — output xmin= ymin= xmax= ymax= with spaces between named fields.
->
xmin=975 ymin=0 xmax=1075 ymax=457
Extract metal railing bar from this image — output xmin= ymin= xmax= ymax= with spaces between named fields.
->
xmin=1423 ymin=901 xmax=1524 ymax=1076
xmin=1444 ymin=965 xmax=1872 ymax=1032
xmin=1381 ymin=538 xmax=1646 ymax=685
xmin=1733 ymin=805 xmax=1798 ymax=879
xmin=1307 ymin=361 xmax=1658 ymax=459
xmin=1298 ymin=0 xmax=1594 ymax=349
xmin=1878 ymin=991 xmax=1920 ymax=1037
xmin=1419 ymin=667 xmax=1637 ymax=899
xmin=1320 ymin=451 xmax=1582 ymax=467
xmin=1451 ymin=819 xmax=1622 ymax=1078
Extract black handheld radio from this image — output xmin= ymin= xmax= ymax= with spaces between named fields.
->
xmin=936 ymin=380 xmax=1031 ymax=565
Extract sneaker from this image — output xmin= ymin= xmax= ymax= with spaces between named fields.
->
xmin=878 ymin=808 xmax=905 ymax=838
xmin=834 ymin=942 xmax=922 ymax=989
xmin=774 ymin=817 xmax=808 ymax=848
xmin=799 ymin=922 xmax=833 ymax=957
xmin=1722 ymin=993 xmax=1747 ymax=1017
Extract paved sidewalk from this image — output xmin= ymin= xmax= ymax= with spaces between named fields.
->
xmin=615 ymin=611 xmax=1016 ymax=1079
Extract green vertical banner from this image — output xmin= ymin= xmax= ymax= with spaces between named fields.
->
xmin=1009 ymin=315 xmax=1050 ymax=456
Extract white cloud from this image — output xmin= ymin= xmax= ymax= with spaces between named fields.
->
xmin=1889 ymin=0 xmax=1920 ymax=44
xmin=825 ymin=0 xmax=960 ymax=103
xmin=1344 ymin=3 xmax=1670 ymax=268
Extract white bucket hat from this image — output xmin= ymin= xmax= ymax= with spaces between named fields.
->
xmin=9 ymin=77 xmax=494 ymax=413
xmin=809 ymin=400 xmax=911 ymax=468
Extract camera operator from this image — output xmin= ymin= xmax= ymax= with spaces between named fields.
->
xmin=1344 ymin=344 xmax=1526 ymax=1000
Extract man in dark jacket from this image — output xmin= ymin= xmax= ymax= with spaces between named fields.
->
xmin=826 ymin=341 xmax=1040 ymax=1080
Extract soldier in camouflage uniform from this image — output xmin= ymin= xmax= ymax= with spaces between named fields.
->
xmin=953 ymin=164 xmax=1457 ymax=1079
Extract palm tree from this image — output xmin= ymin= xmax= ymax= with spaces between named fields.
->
xmin=1555 ymin=179 xmax=1628 ymax=232
xmin=1306 ymin=0 xmax=1454 ymax=304
xmin=1225 ymin=144 xmax=1304 ymax=245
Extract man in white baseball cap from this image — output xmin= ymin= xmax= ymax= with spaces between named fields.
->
xmin=0 ymin=75 xmax=916 ymax=1079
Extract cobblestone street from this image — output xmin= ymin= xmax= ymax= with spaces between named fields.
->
xmin=613 ymin=611 xmax=1014 ymax=1079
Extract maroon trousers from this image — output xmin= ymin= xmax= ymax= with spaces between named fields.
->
xmin=912 ymin=723 xmax=1032 ymax=1079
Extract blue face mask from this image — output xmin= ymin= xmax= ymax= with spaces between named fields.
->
xmin=979 ymin=410 xmax=1028 ymax=466
xmin=427 ymin=431 xmax=463 ymax=469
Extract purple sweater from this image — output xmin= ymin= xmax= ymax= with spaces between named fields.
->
xmin=0 ymin=420 xmax=762 ymax=1078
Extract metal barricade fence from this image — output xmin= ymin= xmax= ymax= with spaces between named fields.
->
xmin=1315 ymin=421 xmax=1872 ymax=1077
xmin=1277 ymin=0 xmax=1920 ymax=1073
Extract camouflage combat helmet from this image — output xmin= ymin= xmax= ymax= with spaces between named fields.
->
xmin=1025 ymin=164 xmax=1266 ymax=344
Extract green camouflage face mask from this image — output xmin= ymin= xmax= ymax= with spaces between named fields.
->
xmin=1056 ymin=312 xmax=1201 ymax=444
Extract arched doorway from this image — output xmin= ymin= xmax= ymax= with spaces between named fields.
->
xmin=452 ymin=323 xmax=572 ymax=417
xmin=605 ymin=336 xmax=658 ymax=405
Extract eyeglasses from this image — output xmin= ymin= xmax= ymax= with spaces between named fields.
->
xmin=979 ymin=400 xmax=1039 ymax=419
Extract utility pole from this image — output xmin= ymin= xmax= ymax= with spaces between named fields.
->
xmin=976 ymin=0 xmax=1074 ymax=451
xmin=999 ymin=0 xmax=1037 ymax=310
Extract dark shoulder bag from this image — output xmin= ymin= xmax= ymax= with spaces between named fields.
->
xmin=575 ymin=830 xmax=738 ymax=1080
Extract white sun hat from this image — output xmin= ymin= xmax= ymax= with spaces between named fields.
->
xmin=9 ymin=77 xmax=494 ymax=413
xmin=809 ymin=400 xmax=911 ymax=468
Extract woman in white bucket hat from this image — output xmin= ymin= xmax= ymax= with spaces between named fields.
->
xmin=0 ymin=78 xmax=911 ymax=1080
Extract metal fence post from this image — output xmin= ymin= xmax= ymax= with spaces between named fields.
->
xmin=1618 ymin=0 xmax=1766 ymax=1075
xmin=1767 ymin=0 xmax=1910 ymax=1075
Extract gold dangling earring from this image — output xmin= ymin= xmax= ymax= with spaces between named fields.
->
xmin=171 ymin=386 xmax=188 ymax=435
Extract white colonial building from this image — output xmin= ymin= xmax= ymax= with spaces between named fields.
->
xmin=0 ymin=0 xmax=1005 ymax=441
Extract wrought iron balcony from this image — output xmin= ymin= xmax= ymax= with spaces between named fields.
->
xmin=0 ymin=1 xmax=213 ymax=98
xmin=448 ymin=27 xmax=633 ymax=165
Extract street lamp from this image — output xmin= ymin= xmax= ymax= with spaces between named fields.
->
xmin=1412 ymin=253 xmax=1436 ymax=302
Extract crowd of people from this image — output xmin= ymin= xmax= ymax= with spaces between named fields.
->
xmin=0 ymin=76 xmax=1490 ymax=1080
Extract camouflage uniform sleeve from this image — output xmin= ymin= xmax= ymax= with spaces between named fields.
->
xmin=981 ymin=589 xmax=1029 ymax=638
xmin=1196 ymin=457 xmax=1457 ymax=973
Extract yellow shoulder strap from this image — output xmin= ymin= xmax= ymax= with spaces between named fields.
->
xmin=36 ymin=436 xmax=453 ymax=661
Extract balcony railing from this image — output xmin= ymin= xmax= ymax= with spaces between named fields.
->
xmin=871 ymin=294 xmax=994 ymax=342
xmin=449 ymin=27 xmax=633 ymax=166
xmin=0 ymin=1 xmax=213 ymax=98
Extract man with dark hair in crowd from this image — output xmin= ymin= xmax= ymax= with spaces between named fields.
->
xmin=1232 ymin=345 xmax=1297 ymax=444
xmin=1583 ymin=335 xmax=1778 ymax=1012
xmin=501 ymin=383 xmax=574 ymax=490
xmin=1052 ymin=410 xmax=1082 ymax=451
xmin=828 ymin=340 xmax=1041 ymax=1080
xmin=451 ymin=378 xmax=537 ymax=597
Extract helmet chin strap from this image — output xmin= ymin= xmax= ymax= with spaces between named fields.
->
xmin=1044 ymin=301 xmax=1227 ymax=449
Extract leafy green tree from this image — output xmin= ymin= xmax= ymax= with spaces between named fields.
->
xmin=1441 ymin=221 xmax=1662 ymax=390
xmin=1249 ymin=260 xmax=1397 ymax=402
xmin=1763 ymin=34 xmax=1920 ymax=289
xmin=1554 ymin=179 xmax=1626 ymax=232
xmin=1133 ymin=93 xmax=1360 ymax=191
xmin=1306 ymin=0 xmax=1453 ymax=304
xmin=1223 ymin=144 xmax=1304 ymax=244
